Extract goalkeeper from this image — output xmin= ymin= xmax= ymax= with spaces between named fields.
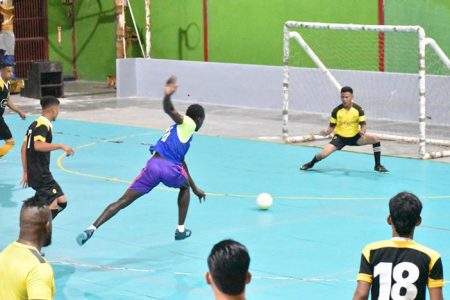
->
xmin=301 ymin=86 xmax=389 ymax=173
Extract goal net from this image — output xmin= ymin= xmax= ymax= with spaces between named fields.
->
xmin=282 ymin=21 xmax=450 ymax=159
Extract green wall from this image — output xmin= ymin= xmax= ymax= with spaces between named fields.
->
xmin=48 ymin=0 xmax=117 ymax=80
xmin=47 ymin=0 xmax=450 ymax=80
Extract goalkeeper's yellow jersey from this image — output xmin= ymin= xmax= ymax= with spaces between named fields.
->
xmin=329 ymin=103 xmax=366 ymax=137
xmin=0 ymin=242 xmax=55 ymax=300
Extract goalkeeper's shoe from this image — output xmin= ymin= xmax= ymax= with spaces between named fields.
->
xmin=76 ymin=229 xmax=95 ymax=246
xmin=175 ymin=229 xmax=192 ymax=240
xmin=300 ymin=162 xmax=314 ymax=171
xmin=374 ymin=165 xmax=389 ymax=173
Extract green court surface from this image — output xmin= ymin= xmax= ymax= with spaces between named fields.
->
xmin=1 ymin=115 xmax=449 ymax=299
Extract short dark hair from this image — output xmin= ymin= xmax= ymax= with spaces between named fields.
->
xmin=208 ymin=239 xmax=250 ymax=296
xmin=0 ymin=62 xmax=15 ymax=69
xmin=389 ymin=192 xmax=422 ymax=237
xmin=40 ymin=96 xmax=60 ymax=110
xmin=186 ymin=104 xmax=205 ymax=121
xmin=22 ymin=196 xmax=48 ymax=209
xmin=341 ymin=86 xmax=353 ymax=94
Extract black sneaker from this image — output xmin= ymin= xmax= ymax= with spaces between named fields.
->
xmin=300 ymin=162 xmax=313 ymax=171
xmin=175 ymin=229 xmax=192 ymax=240
xmin=374 ymin=165 xmax=389 ymax=173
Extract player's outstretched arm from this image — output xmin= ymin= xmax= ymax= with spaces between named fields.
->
xmin=163 ymin=76 xmax=183 ymax=125
xmin=34 ymin=141 xmax=74 ymax=156
xmin=182 ymin=161 xmax=206 ymax=202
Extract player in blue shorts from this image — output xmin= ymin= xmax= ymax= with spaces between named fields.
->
xmin=76 ymin=76 xmax=206 ymax=245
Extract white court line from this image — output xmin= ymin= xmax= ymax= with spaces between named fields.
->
xmin=53 ymin=259 xmax=450 ymax=284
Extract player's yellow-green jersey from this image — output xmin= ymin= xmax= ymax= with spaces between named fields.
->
xmin=329 ymin=103 xmax=366 ymax=137
xmin=0 ymin=241 xmax=55 ymax=300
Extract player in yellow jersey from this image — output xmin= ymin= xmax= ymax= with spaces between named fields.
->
xmin=0 ymin=196 xmax=55 ymax=300
xmin=301 ymin=86 xmax=388 ymax=173
xmin=0 ymin=62 xmax=26 ymax=159
xmin=353 ymin=192 xmax=444 ymax=300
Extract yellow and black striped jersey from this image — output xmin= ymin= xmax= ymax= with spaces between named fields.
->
xmin=330 ymin=103 xmax=366 ymax=137
xmin=24 ymin=116 xmax=54 ymax=186
xmin=0 ymin=77 xmax=10 ymax=117
xmin=357 ymin=238 xmax=444 ymax=300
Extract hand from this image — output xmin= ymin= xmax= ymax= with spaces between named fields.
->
xmin=61 ymin=145 xmax=75 ymax=156
xmin=21 ymin=172 xmax=28 ymax=188
xmin=319 ymin=129 xmax=329 ymax=136
xmin=19 ymin=111 xmax=26 ymax=120
xmin=164 ymin=75 xmax=177 ymax=96
xmin=193 ymin=188 xmax=206 ymax=203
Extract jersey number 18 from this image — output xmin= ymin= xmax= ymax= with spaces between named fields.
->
xmin=374 ymin=262 xmax=419 ymax=300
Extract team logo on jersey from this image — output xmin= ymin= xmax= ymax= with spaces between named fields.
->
xmin=52 ymin=188 xmax=57 ymax=194
xmin=0 ymin=98 xmax=7 ymax=108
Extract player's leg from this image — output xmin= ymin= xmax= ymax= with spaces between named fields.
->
xmin=34 ymin=180 xmax=66 ymax=219
xmin=160 ymin=161 xmax=194 ymax=240
xmin=77 ymin=158 xmax=159 ymax=245
xmin=175 ymin=182 xmax=192 ymax=240
xmin=357 ymin=133 xmax=389 ymax=173
xmin=301 ymin=143 xmax=338 ymax=170
xmin=76 ymin=189 xmax=143 ymax=245
xmin=48 ymin=195 xmax=67 ymax=219
xmin=0 ymin=120 xmax=14 ymax=159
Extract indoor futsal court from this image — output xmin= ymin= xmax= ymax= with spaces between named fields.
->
xmin=1 ymin=112 xmax=449 ymax=299
xmin=1 ymin=1 xmax=450 ymax=300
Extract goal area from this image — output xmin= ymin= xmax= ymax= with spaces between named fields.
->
xmin=282 ymin=21 xmax=450 ymax=159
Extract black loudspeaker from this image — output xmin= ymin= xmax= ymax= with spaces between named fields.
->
xmin=21 ymin=62 xmax=64 ymax=98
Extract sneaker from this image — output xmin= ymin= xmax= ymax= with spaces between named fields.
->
xmin=175 ymin=229 xmax=192 ymax=240
xmin=76 ymin=229 xmax=95 ymax=246
xmin=374 ymin=165 xmax=389 ymax=173
xmin=300 ymin=162 xmax=313 ymax=171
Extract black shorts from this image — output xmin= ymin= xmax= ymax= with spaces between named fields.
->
xmin=330 ymin=133 xmax=362 ymax=150
xmin=0 ymin=117 xmax=12 ymax=140
xmin=31 ymin=179 xmax=65 ymax=205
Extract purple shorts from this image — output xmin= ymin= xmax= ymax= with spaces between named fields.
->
xmin=129 ymin=156 xmax=188 ymax=194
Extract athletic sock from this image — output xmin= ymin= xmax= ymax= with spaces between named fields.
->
xmin=373 ymin=142 xmax=381 ymax=166
xmin=57 ymin=202 xmax=67 ymax=213
xmin=310 ymin=155 xmax=319 ymax=166
xmin=51 ymin=209 xmax=59 ymax=219
xmin=87 ymin=225 xmax=97 ymax=231
xmin=177 ymin=225 xmax=185 ymax=233
xmin=51 ymin=202 xmax=67 ymax=219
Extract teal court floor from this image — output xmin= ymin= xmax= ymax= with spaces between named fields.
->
xmin=1 ymin=115 xmax=449 ymax=299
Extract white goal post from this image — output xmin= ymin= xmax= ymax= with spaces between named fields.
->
xmin=282 ymin=21 xmax=450 ymax=159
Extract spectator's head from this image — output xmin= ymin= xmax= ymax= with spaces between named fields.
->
xmin=186 ymin=104 xmax=205 ymax=132
xmin=40 ymin=96 xmax=61 ymax=121
xmin=206 ymin=239 xmax=251 ymax=299
xmin=0 ymin=62 xmax=14 ymax=81
xmin=19 ymin=196 xmax=53 ymax=248
xmin=388 ymin=192 xmax=422 ymax=238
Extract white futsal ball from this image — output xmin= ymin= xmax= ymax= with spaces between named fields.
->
xmin=256 ymin=193 xmax=273 ymax=210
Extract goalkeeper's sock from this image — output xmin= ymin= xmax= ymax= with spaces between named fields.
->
xmin=373 ymin=142 xmax=381 ymax=166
